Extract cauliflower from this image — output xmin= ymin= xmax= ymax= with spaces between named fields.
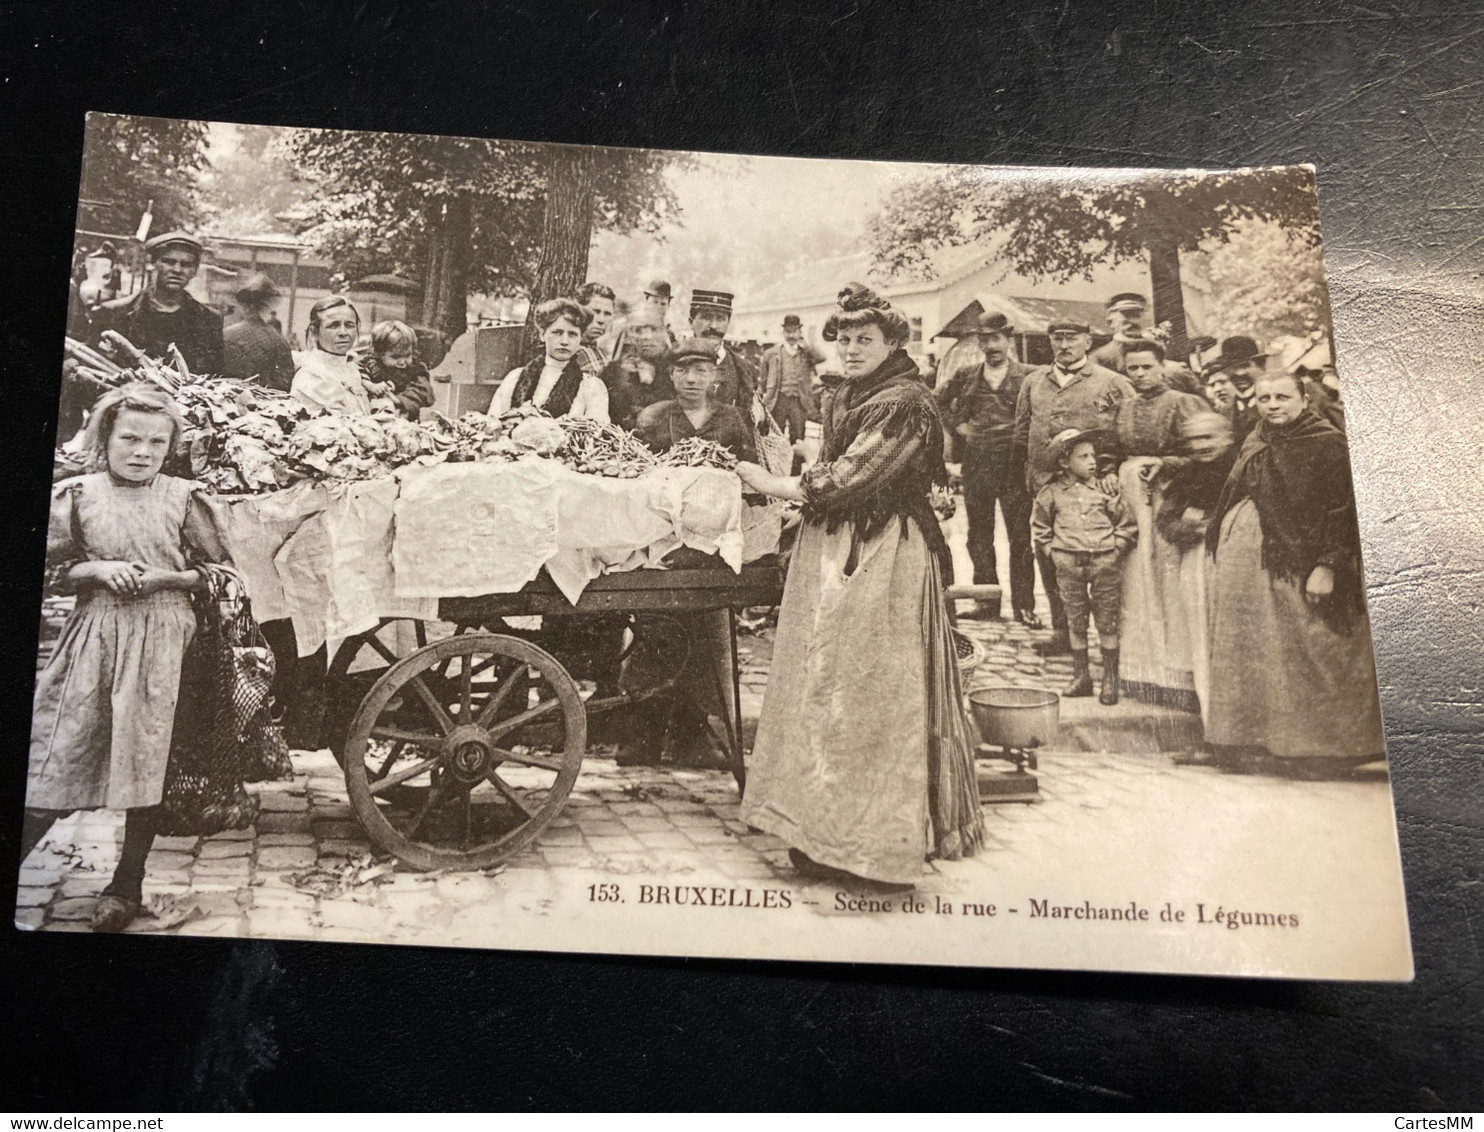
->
xmin=510 ymin=415 xmax=567 ymax=457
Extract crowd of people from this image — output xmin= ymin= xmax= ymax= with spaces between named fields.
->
xmin=34 ymin=227 xmax=1384 ymax=922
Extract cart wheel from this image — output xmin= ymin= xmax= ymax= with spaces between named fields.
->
xmin=343 ymin=633 xmax=587 ymax=871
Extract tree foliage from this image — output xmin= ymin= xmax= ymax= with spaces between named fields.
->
xmin=78 ymin=113 xmax=210 ymax=236
xmin=868 ymin=165 xmax=1322 ymax=283
xmin=1187 ymin=219 xmax=1331 ymax=343
xmin=286 ymin=129 xmax=689 ymax=337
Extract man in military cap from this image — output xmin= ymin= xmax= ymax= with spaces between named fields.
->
xmin=1013 ymin=318 xmax=1134 ymax=653
xmin=688 ymin=288 xmax=764 ymax=429
xmin=1093 ymin=292 xmax=1201 ymax=394
xmin=936 ymin=311 xmax=1038 ymax=623
xmin=222 ymin=271 xmax=294 ymax=390
xmin=759 ymin=314 xmax=825 ymax=444
xmin=94 ymin=231 xmax=224 ymax=374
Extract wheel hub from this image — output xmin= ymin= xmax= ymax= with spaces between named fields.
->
xmin=442 ymin=723 xmax=494 ymax=783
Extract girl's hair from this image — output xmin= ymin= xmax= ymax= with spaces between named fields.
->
xmin=533 ymin=297 xmax=593 ymax=334
xmin=822 ymin=282 xmax=910 ymax=346
xmin=370 ymin=319 xmax=419 ymax=355
xmin=305 ymin=295 xmax=361 ymax=348
xmin=83 ymin=383 xmax=185 ymax=473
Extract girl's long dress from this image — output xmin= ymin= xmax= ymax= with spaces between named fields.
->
xmin=28 ymin=473 xmax=229 ymax=811
xmin=1205 ymin=499 xmax=1385 ymax=758
xmin=739 ymin=360 xmax=983 ymax=884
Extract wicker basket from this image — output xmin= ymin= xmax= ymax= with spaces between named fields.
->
xmin=951 ymin=629 xmax=984 ymax=676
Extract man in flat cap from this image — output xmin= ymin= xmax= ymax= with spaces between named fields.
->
xmin=222 ymin=271 xmax=294 ymax=391
xmin=1013 ymin=318 xmax=1133 ymax=654
xmin=688 ymin=288 xmax=764 ymax=430
xmin=935 ymin=311 xmax=1038 ymax=624
xmin=759 ymin=314 xmax=825 ymax=445
xmin=1093 ymin=292 xmax=1200 ymax=394
xmin=94 ymin=231 xmax=224 ymax=374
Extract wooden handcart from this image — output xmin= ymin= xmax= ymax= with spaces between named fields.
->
xmin=319 ymin=562 xmax=784 ymax=872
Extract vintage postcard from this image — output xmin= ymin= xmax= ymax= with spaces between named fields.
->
xmin=17 ymin=112 xmax=1411 ymax=979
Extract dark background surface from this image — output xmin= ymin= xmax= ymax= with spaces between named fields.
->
xmin=1 ymin=0 xmax=1480 ymax=1111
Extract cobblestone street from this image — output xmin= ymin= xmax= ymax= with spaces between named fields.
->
xmin=18 ymin=501 xmax=1408 ymax=978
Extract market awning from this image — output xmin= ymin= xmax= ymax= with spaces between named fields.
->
xmin=932 ymin=294 xmax=1112 ymax=340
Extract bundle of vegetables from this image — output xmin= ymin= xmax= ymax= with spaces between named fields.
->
xmin=65 ymin=332 xmax=198 ymax=394
xmin=557 ymin=415 xmax=659 ymax=478
xmin=657 ymin=437 xmax=740 ymax=470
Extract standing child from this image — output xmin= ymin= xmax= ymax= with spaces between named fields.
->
xmin=23 ymin=384 xmax=232 ymax=932
xmin=358 ymin=320 xmax=435 ymax=420
xmin=1031 ymin=428 xmax=1137 ymax=704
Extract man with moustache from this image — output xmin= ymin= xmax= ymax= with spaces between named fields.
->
xmin=601 ymin=307 xmax=675 ymax=430
xmin=688 ymin=288 xmax=764 ymax=430
xmin=94 ymin=231 xmax=224 ymax=373
xmin=936 ymin=311 xmax=1037 ymax=624
xmin=1013 ymin=318 xmax=1134 ymax=654
xmin=759 ymin=314 xmax=825 ymax=444
xmin=1201 ymin=335 xmax=1270 ymax=448
xmin=1093 ymin=292 xmax=1201 ymax=395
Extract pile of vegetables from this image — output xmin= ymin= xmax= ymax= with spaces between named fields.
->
xmin=64 ymin=335 xmax=747 ymax=495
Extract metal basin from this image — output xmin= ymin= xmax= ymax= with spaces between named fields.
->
xmin=967 ymin=687 xmax=1060 ymax=750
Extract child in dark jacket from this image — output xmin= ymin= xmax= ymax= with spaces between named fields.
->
xmin=358 ymin=320 xmax=435 ymax=420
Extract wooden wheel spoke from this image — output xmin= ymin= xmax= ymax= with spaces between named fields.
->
xmin=486 ymin=697 xmax=562 ymax=740
xmin=363 ymin=633 xmax=401 ymax=667
xmin=487 ymin=772 xmax=537 ymax=819
xmin=407 ymin=673 xmax=457 ymax=734
xmin=492 ymin=746 xmax=564 ymax=773
xmin=459 ymin=664 xmax=473 ymax=719
xmin=373 ymin=740 xmax=407 ymax=781
xmin=405 ymin=778 xmax=451 ymax=839
xmin=367 ymin=754 xmax=442 ymax=795
xmin=371 ymin=725 xmax=443 ymax=747
xmin=475 ymin=664 xmax=525 ymax=728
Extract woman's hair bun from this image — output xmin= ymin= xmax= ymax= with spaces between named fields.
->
xmin=836 ymin=282 xmax=890 ymax=313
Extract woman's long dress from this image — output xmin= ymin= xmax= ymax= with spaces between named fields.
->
xmin=1115 ymin=386 xmax=1205 ymax=710
xmin=1204 ymin=411 xmax=1385 ymax=759
xmin=1205 ymin=500 xmax=1385 ymax=757
xmin=28 ymin=473 xmax=229 ymax=811
xmin=739 ymin=351 xmax=983 ymax=884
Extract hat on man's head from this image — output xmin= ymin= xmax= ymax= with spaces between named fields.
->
xmin=1046 ymin=318 xmax=1091 ymax=335
xmin=1202 ymin=335 xmax=1268 ymax=377
xmin=975 ymin=311 xmax=1014 ymax=335
xmin=670 ymin=337 xmax=720 ymax=365
xmin=143 ymin=230 xmax=204 ymax=258
xmin=782 ymin=314 xmax=802 ymax=330
xmin=235 ymin=271 xmax=279 ymax=304
xmin=644 ymin=279 xmax=672 ymax=300
xmin=690 ymin=289 xmax=734 ymax=314
xmin=1106 ymin=292 xmax=1147 ymax=312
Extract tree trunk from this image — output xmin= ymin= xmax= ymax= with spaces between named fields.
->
xmin=1146 ymin=237 xmax=1189 ymax=361
xmin=526 ymin=145 xmax=598 ymax=353
xmin=422 ymin=196 xmax=472 ymax=344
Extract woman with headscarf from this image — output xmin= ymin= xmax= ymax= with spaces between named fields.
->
xmin=1204 ymin=372 xmax=1385 ymax=777
xmin=733 ymin=284 xmax=984 ymax=890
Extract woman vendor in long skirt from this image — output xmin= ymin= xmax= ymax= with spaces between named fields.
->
xmin=733 ymin=284 xmax=984 ymax=890
xmin=1203 ymin=371 xmax=1385 ymax=777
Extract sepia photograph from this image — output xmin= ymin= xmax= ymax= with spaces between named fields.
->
xmin=17 ymin=112 xmax=1412 ymax=979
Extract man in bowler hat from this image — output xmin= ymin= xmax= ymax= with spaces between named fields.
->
xmin=759 ymin=314 xmax=825 ymax=443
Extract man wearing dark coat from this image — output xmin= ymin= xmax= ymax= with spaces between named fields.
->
xmin=1092 ymin=292 xmax=1202 ymax=395
xmin=688 ymin=288 xmax=764 ymax=431
xmin=936 ymin=311 xmax=1037 ymax=623
xmin=222 ymin=272 xmax=295 ymax=391
xmin=93 ymin=231 xmax=224 ymax=374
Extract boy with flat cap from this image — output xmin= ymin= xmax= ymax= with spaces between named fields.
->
xmin=94 ymin=231 xmax=224 ymax=374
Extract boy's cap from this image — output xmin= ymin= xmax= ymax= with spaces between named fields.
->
xmin=670 ymin=337 xmax=719 ymax=365
xmin=1049 ymin=427 xmax=1100 ymax=456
